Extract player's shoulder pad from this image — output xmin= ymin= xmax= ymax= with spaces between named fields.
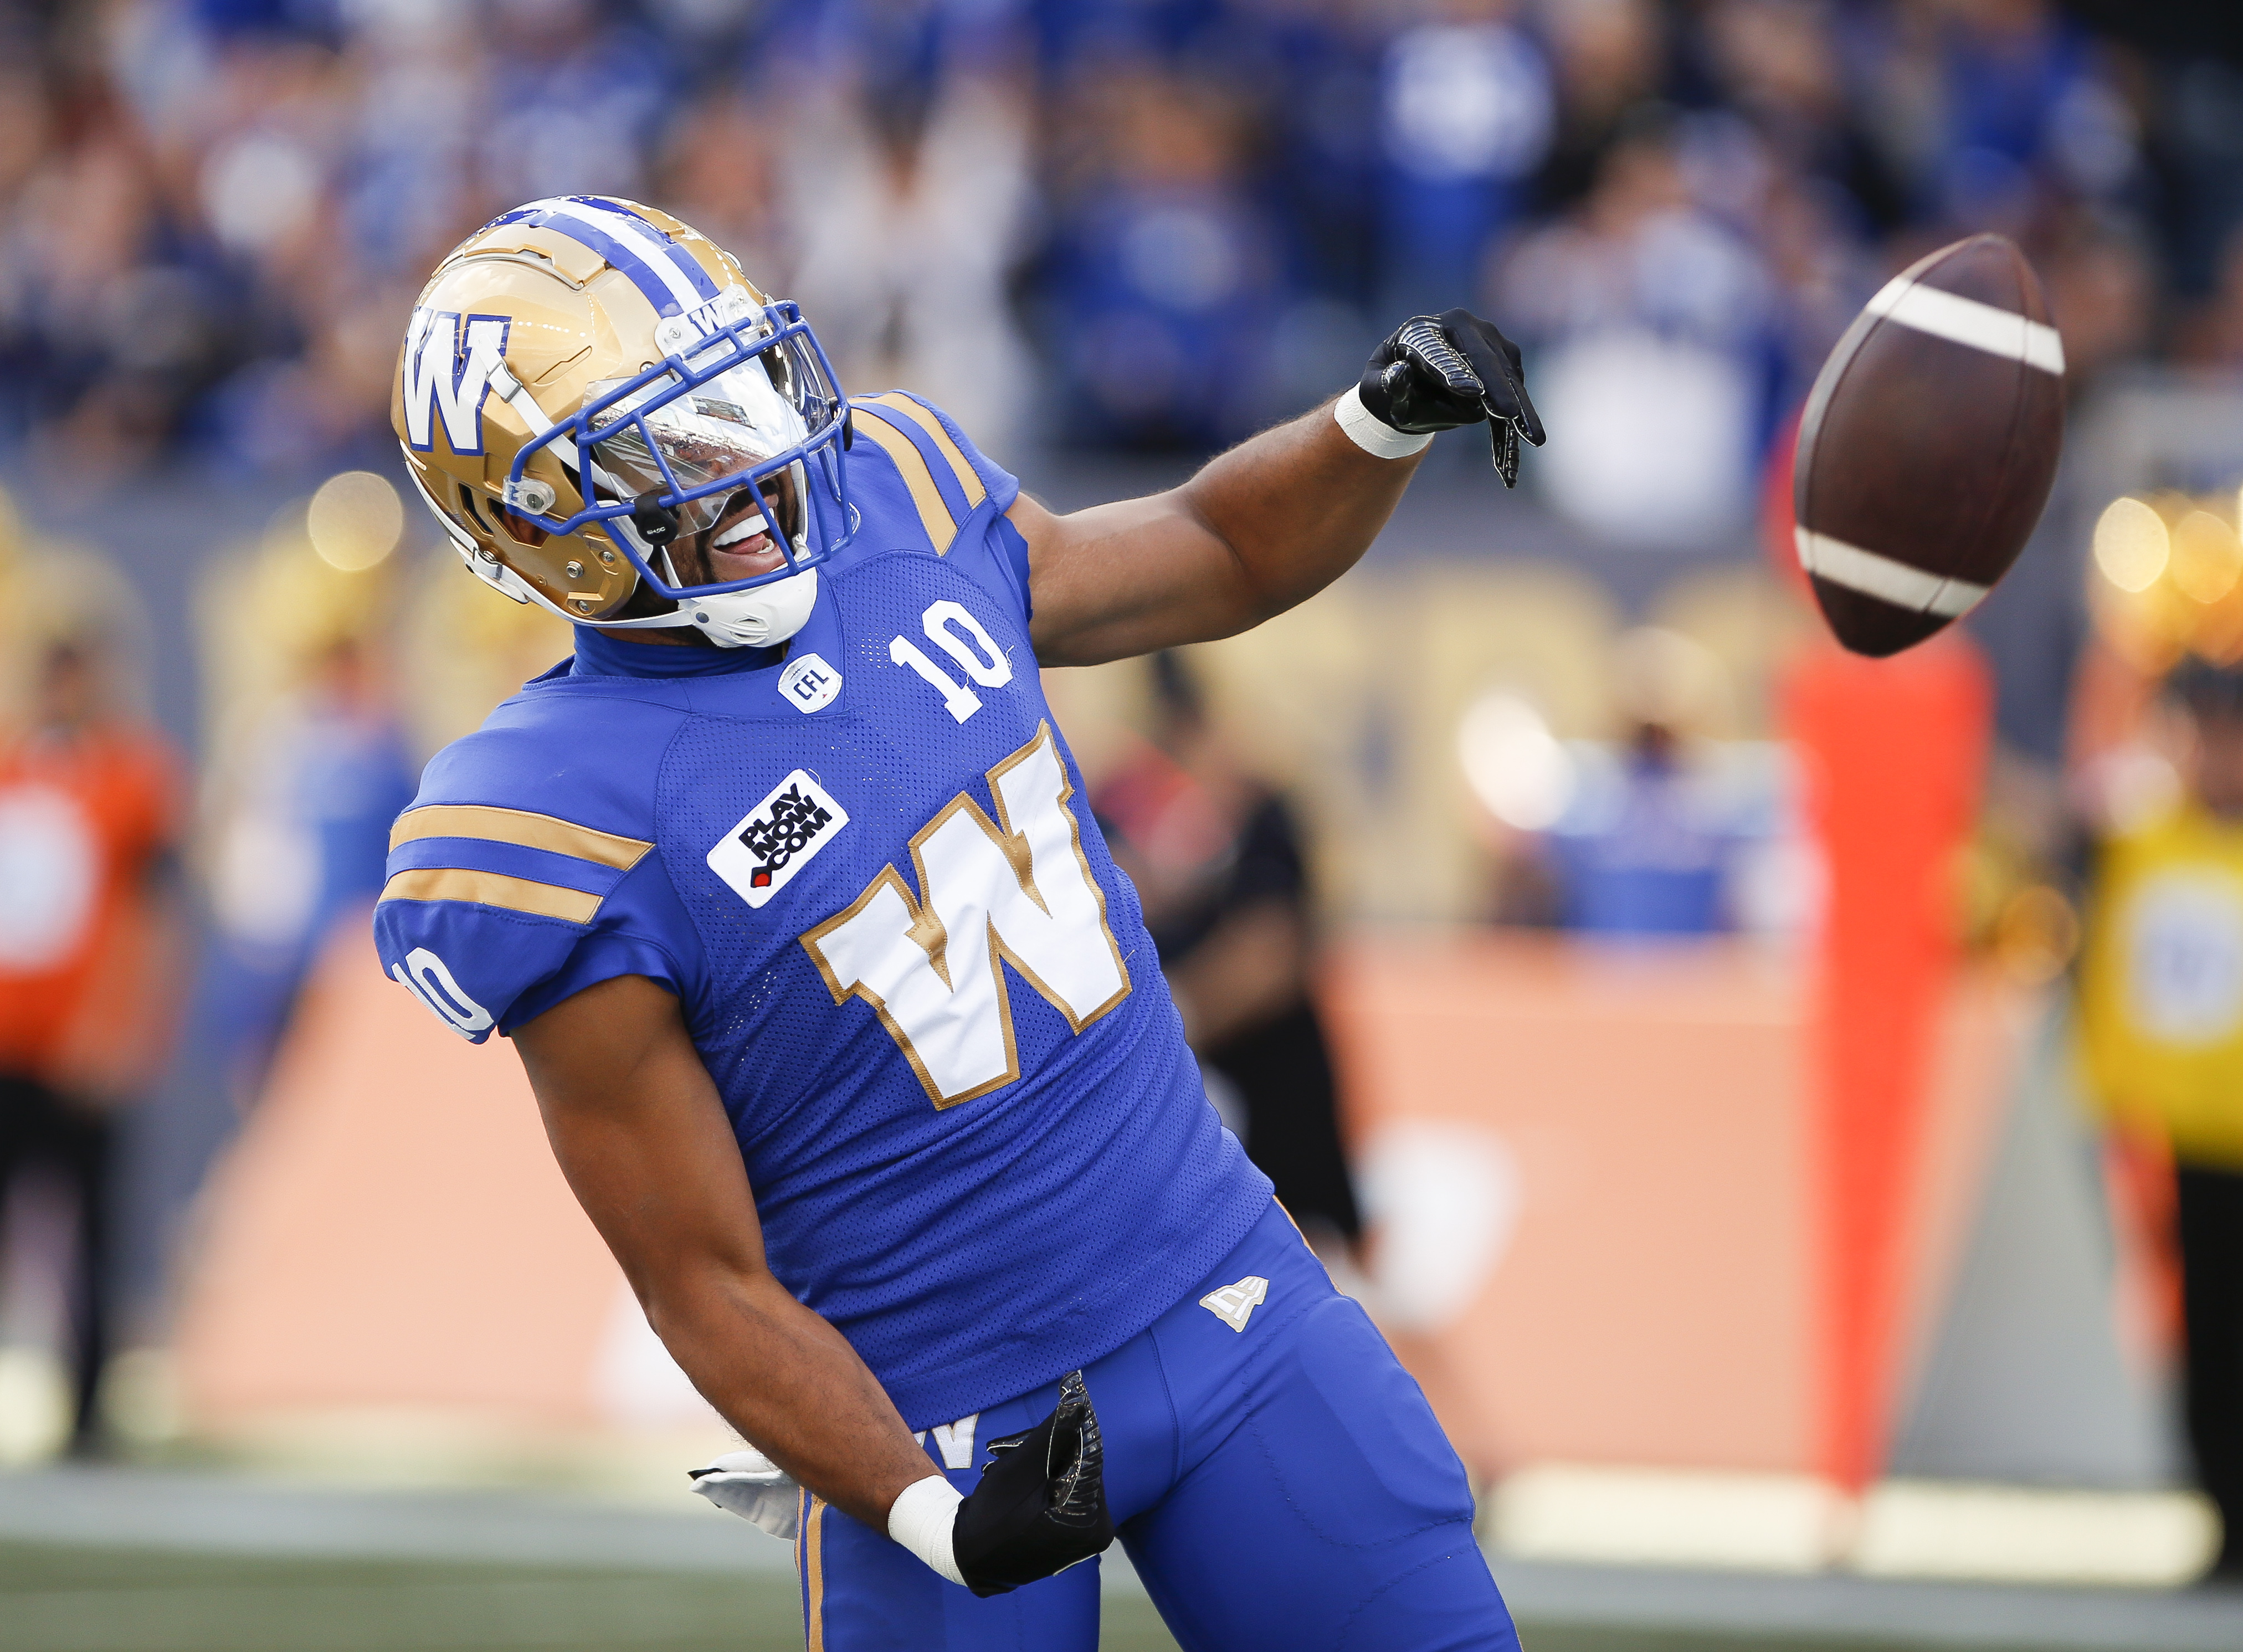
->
xmin=848 ymin=391 xmax=1021 ymax=557
xmin=375 ymin=704 xmax=675 ymax=1042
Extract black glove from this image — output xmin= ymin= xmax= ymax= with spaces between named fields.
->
xmin=1358 ymin=308 xmax=1545 ymax=488
xmin=951 ymin=1369 xmax=1113 ymax=1597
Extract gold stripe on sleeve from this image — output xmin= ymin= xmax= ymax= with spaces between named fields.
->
xmin=863 ymin=392 xmax=988 ymax=510
xmin=389 ymin=804 xmax=653 ymax=868
xmin=378 ymin=868 xmax=603 ymax=924
xmin=804 ymin=1495 xmax=827 ymax=1651
xmin=852 ymin=404 xmax=959 ymax=552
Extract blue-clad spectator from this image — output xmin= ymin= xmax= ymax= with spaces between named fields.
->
xmin=1846 ymin=0 xmax=2139 ymax=231
xmin=1046 ymin=68 xmax=1282 ymax=450
xmin=195 ymin=632 xmax=417 ymax=1109
xmin=1940 ymin=0 xmax=2138 ymax=219
xmin=1226 ymin=0 xmax=1384 ymax=310
xmin=476 ymin=0 xmax=671 ymax=208
xmin=1373 ymin=0 xmax=1554 ymax=320
xmin=1497 ymin=109 xmax=1782 ymax=546
xmin=1031 ymin=0 xmax=1234 ymax=78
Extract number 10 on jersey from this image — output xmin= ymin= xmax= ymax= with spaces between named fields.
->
xmin=891 ymin=599 xmax=1013 ymax=724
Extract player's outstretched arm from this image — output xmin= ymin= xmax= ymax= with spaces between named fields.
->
xmin=1019 ymin=309 xmax=1542 ymax=668
xmin=514 ymin=975 xmax=939 ymax=1533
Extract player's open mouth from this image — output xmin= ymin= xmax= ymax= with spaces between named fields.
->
xmin=700 ymin=488 xmax=787 ymax=580
xmin=712 ymin=511 xmax=772 ymax=553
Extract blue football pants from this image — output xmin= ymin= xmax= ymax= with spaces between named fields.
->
xmin=793 ymin=1200 xmax=1521 ymax=1651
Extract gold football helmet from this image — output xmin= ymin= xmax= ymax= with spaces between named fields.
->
xmin=390 ymin=196 xmax=855 ymax=648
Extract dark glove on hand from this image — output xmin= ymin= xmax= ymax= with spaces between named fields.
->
xmin=952 ymin=1369 xmax=1114 ymax=1598
xmin=1357 ymin=307 xmax=1546 ymax=487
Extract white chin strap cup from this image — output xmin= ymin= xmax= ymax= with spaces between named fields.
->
xmin=675 ymin=568 xmax=820 ymax=648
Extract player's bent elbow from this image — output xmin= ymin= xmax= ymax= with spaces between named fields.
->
xmin=635 ymin=1253 xmax=790 ymax=1351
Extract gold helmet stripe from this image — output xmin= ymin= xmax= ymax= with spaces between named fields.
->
xmin=860 ymin=393 xmax=987 ymax=511
xmin=378 ymin=867 xmax=605 ymax=925
xmin=389 ymin=803 xmax=653 ymax=869
xmin=851 ymin=404 xmax=959 ymax=553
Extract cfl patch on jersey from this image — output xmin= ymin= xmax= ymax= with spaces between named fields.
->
xmin=708 ymin=768 xmax=849 ymax=909
xmin=778 ymin=651 xmax=842 ymax=713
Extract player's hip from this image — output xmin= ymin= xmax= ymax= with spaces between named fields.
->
xmin=971 ymin=1200 xmax=1471 ymax=1523
xmin=800 ymin=1202 xmax=1499 ymax=1650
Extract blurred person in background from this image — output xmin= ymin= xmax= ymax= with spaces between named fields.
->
xmin=1842 ymin=0 xmax=2140 ymax=237
xmin=1696 ymin=0 xmax=1907 ymax=239
xmin=1541 ymin=628 xmax=1757 ymax=935
xmin=781 ymin=0 xmax=1038 ymax=452
xmin=194 ymin=624 xmax=415 ymax=1117
xmin=658 ymin=85 xmax=790 ymax=299
xmin=0 ymin=23 xmax=223 ymax=471
xmin=1926 ymin=0 xmax=2141 ymax=230
xmin=1094 ymin=651 xmax=1362 ymax=1259
xmin=2077 ymin=656 xmax=2243 ymax=1579
xmin=1498 ymin=105 xmax=1782 ymax=546
xmin=0 ymin=604 xmax=184 ymax=1456
xmin=1690 ymin=0 xmax=1893 ymax=373
xmin=1532 ymin=0 xmax=1665 ymax=215
xmin=1045 ymin=65 xmax=1284 ymax=450
xmin=478 ymin=0 xmax=669 ymax=207
xmin=1469 ymin=628 xmax=1791 ymax=935
xmin=1373 ymin=0 xmax=1553 ymax=323
xmin=1246 ymin=0 xmax=1382 ymax=316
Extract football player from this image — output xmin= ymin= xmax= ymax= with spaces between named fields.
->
xmin=378 ymin=196 xmax=1541 ymax=1650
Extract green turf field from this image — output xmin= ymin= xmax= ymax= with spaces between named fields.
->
xmin=0 ymin=1540 xmax=2043 ymax=1652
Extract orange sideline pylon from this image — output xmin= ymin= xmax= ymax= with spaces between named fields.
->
xmin=1782 ymin=634 xmax=1990 ymax=1491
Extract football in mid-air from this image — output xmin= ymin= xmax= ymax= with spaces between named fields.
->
xmin=1792 ymin=233 xmax=2066 ymax=658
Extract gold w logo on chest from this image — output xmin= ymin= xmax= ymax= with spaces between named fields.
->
xmin=800 ymin=722 xmax=1131 ymax=1107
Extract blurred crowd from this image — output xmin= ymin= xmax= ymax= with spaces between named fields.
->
xmin=0 ymin=0 xmax=2228 ymax=499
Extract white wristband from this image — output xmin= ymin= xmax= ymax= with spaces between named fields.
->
xmin=887 ymin=1474 xmax=966 ymax=1586
xmin=1334 ymin=384 xmax=1435 ymax=459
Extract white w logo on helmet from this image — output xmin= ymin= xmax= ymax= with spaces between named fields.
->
xmin=401 ymin=308 xmax=512 ymax=456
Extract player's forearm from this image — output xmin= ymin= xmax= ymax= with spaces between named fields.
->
xmin=648 ymin=1266 xmax=939 ymax=1531
xmin=1173 ymin=397 xmax=1423 ymax=623
xmin=515 ymin=978 xmax=938 ymax=1535
xmin=1025 ymin=401 xmax=1421 ymax=666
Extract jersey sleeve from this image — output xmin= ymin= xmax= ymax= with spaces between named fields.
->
xmin=854 ymin=389 xmax=1020 ymax=516
xmin=374 ymin=798 xmax=705 ymax=1043
xmin=848 ymin=391 xmax=1031 ymax=624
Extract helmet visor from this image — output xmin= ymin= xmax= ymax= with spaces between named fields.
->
xmin=585 ymin=331 xmax=836 ymax=542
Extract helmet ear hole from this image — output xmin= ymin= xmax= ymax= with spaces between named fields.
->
xmin=456 ymin=484 xmax=495 ymax=536
xmin=499 ymin=506 xmax=550 ymax=547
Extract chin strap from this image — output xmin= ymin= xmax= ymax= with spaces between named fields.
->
xmin=678 ymin=568 xmax=819 ymax=647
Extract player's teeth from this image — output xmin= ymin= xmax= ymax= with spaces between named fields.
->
xmin=714 ymin=516 xmax=768 ymax=549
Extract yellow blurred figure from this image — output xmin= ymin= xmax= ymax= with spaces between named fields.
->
xmin=2077 ymin=656 xmax=2243 ymax=1577
xmin=2080 ymin=811 xmax=2243 ymax=1169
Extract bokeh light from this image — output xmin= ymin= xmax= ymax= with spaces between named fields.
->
xmin=2169 ymin=509 xmax=2242 ymax=604
xmin=2092 ymin=496 xmax=2169 ymax=593
xmin=306 ymin=471 xmax=403 ymax=573
xmin=1457 ymin=690 xmax=1575 ymax=831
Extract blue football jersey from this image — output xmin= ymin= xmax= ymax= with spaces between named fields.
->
xmin=374 ymin=392 xmax=1272 ymax=1428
